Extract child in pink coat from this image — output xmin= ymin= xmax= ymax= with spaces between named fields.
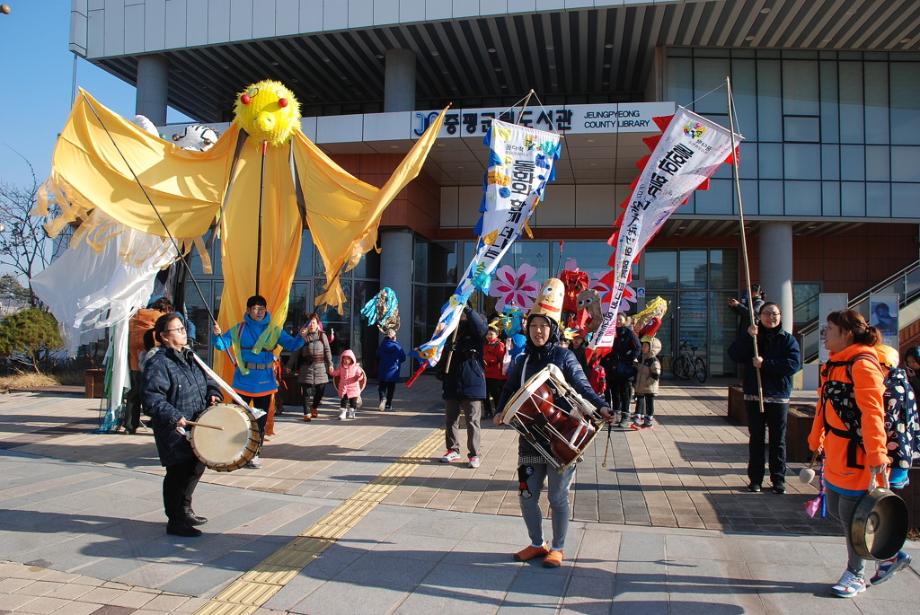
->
xmin=332 ymin=349 xmax=367 ymax=420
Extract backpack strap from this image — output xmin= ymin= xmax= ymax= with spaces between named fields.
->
xmin=820 ymin=352 xmax=881 ymax=469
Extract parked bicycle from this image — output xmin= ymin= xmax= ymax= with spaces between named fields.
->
xmin=672 ymin=339 xmax=708 ymax=383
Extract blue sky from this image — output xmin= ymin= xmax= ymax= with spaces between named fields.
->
xmin=0 ymin=1 xmax=192 ymax=188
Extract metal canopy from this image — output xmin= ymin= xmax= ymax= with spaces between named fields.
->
xmin=95 ymin=0 xmax=920 ymax=123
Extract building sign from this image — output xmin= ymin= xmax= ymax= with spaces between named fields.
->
xmin=412 ymin=102 xmax=675 ymax=138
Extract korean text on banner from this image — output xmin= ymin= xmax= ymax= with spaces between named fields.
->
xmin=590 ymin=107 xmax=743 ymax=353
xmin=417 ymin=119 xmax=561 ymax=366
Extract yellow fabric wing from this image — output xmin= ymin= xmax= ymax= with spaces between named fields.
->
xmin=44 ymin=89 xmax=235 ymax=240
xmin=293 ymin=107 xmax=448 ymax=310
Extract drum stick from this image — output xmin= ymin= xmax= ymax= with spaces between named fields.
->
xmin=601 ymin=423 xmax=613 ymax=469
xmin=187 ymin=350 xmax=267 ymax=420
xmin=184 ymin=421 xmax=224 ymax=431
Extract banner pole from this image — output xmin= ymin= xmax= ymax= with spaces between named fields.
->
xmin=726 ymin=76 xmax=765 ymax=415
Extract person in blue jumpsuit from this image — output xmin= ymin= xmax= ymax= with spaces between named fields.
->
xmin=212 ymin=295 xmax=304 ymax=468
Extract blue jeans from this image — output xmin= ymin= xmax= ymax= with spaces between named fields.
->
xmin=519 ymin=463 xmax=576 ymax=550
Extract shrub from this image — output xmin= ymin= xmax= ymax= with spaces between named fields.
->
xmin=0 ymin=308 xmax=63 ymax=372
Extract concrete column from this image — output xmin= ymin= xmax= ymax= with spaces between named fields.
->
xmin=380 ymin=229 xmax=414 ymax=377
xmin=135 ymin=55 xmax=169 ymax=125
xmin=759 ymin=222 xmax=794 ymax=334
xmin=384 ymin=49 xmax=416 ymax=112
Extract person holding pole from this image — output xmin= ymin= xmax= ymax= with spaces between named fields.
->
xmin=728 ymin=302 xmax=801 ymax=493
xmin=212 ymin=295 xmax=304 ymax=468
xmin=437 ymin=306 xmax=488 ymax=469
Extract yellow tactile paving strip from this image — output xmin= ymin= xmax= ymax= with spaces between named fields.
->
xmin=194 ymin=429 xmax=443 ymax=615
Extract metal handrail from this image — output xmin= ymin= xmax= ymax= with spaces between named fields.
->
xmin=797 ymin=258 xmax=920 ymax=337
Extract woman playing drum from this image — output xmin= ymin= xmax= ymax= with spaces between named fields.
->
xmin=143 ymin=313 xmax=222 ymax=537
xmin=494 ymin=278 xmax=612 ymax=568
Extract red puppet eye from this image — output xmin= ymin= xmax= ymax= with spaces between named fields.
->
xmin=240 ymin=93 xmax=251 ymax=105
xmin=278 ymin=98 xmax=288 ymax=108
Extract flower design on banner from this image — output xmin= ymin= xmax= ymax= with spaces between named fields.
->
xmin=490 ymin=263 xmax=539 ymax=310
xmin=587 ymin=271 xmax=637 ymax=313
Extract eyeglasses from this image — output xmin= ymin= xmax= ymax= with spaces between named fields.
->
xmin=166 ymin=326 xmax=187 ymax=334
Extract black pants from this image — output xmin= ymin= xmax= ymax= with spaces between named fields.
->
xmin=606 ymin=377 xmax=634 ymax=415
xmin=163 ymin=457 xmax=205 ymax=525
xmin=246 ymin=395 xmax=272 ymax=453
xmin=745 ymin=400 xmax=789 ymax=486
xmin=484 ymin=378 xmax=505 ymax=418
xmin=300 ymin=383 xmax=326 ymax=414
xmin=378 ymin=381 xmax=396 ymax=408
xmin=340 ymin=396 xmax=358 ymax=409
xmin=123 ymin=370 xmax=143 ymax=431
xmin=635 ymin=394 xmax=655 ymax=417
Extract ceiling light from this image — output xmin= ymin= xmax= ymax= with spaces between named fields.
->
xmin=389 ymin=145 xmax=399 ymax=149
xmin=603 ymin=63 xmax=611 ymax=68
xmin=745 ymin=36 xmax=755 ymax=41
xmin=322 ymin=57 xmax=330 ymax=63
xmin=488 ymin=47 xmax=496 ymax=53
xmin=902 ymin=38 xmax=912 ymax=44
xmin=546 ymin=45 xmax=554 ymax=50
xmin=271 ymin=61 xmax=279 ymax=66
xmin=431 ymin=51 xmax=439 ymax=56
xmin=375 ymin=54 xmax=383 ymax=59
xmin=604 ymin=44 xmax=613 ymax=49
xmin=457 ymin=165 xmax=464 ymax=170
xmin=586 ymin=138 xmax=595 ymax=143
xmin=495 ymin=67 xmax=502 ymax=72
xmin=760 ymin=8 xmax=770 ymax=14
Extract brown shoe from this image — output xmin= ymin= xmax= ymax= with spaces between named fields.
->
xmin=310 ymin=407 xmax=318 ymax=418
xmin=543 ymin=550 xmax=564 ymax=568
xmin=514 ymin=544 xmax=550 ymax=562
xmin=303 ymin=415 xmax=311 ymax=422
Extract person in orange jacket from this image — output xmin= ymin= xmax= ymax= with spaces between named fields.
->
xmin=808 ymin=309 xmax=887 ymax=599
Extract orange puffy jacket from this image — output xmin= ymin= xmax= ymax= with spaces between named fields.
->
xmin=808 ymin=344 xmax=887 ymax=492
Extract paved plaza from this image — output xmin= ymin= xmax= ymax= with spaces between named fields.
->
xmin=0 ymin=379 xmax=917 ymax=614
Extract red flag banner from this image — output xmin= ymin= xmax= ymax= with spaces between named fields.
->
xmin=589 ymin=107 xmax=743 ymax=356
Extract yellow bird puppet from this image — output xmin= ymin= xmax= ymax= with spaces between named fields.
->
xmin=37 ymin=80 xmax=446 ymax=381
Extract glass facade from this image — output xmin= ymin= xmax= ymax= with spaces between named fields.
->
xmin=644 ymin=248 xmax=740 ymax=376
xmin=665 ymin=49 xmax=920 ymax=219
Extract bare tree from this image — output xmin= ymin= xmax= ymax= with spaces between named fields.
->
xmin=0 ymin=152 xmax=56 ymax=304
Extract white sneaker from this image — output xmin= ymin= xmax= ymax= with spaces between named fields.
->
xmin=468 ymin=456 xmax=481 ymax=469
xmin=347 ymin=409 xmax=356 ymax=419
xmin=831 ymin=569 xmax=867 ymax=598
xmin=440 ymin=450 xmax=460 ymax=463
xmin=338 ymin=409 xmax=347 ymax=420
xmin=378 ymin=399 xmax=386 ymax=411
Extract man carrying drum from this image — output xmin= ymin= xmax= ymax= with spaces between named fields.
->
xmin=212 ymin=295 xmax=305 ymax=468
xmin=143 ymin=313 xmax=222 ymax=537
xmin=494 ymin=278 xmax=613 ymax=568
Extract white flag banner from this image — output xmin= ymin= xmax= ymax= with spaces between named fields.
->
xmin=416 ymin=119 xmax=561 ymax=367
xmin=589 ymin=107 xmax=743 ymax=355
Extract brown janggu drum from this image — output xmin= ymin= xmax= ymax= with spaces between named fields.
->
xmin=500 ymin=364 xmax=602 ymax=470
xmin=189 ymin=403 xmax=260 ymax=472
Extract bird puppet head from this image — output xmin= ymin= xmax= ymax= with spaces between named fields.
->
xmin=233 ymin=80 xmax=301 ymax=147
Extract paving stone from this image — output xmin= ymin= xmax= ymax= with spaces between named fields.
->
xmin=11 ymin=595 xmax=71 ymax=614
